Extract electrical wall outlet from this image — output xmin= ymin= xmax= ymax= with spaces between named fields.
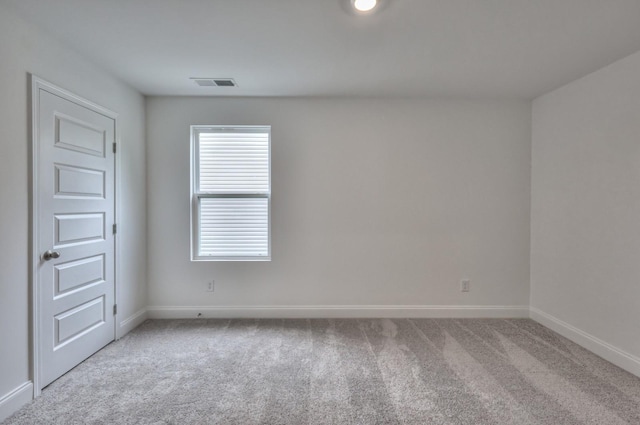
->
xmin=461 ymin=279 xmax=470 ymax=292
xmin=206 ymin=280 xmax=215 ymax=292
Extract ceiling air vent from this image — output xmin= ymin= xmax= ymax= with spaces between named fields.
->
xmin=191 ymin=78 xmax=237 ymax=87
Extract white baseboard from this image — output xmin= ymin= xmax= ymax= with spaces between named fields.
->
xmin=147 ymin=305 xmax=529 ymax=319
xmin=530 ymin=307 xmax=640 ymax=378
xmin=0 ymin=381 xmax=33 ymax=422
xmin=118 ymin=308 xmax=148 ymax=338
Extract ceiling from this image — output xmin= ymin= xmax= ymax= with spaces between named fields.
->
xmin=5 ymin=0 xmax=640 ymax=99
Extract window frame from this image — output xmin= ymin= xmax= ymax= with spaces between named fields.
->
xmin=190 ymin=125 xmax=271 ymax=261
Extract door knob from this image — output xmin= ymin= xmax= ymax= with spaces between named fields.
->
xmin=43 ymin=250 xmax=60 ymax=261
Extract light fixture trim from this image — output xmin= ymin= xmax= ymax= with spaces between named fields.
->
xmin=353 ymin=0 xmax=377 ymax=12
xmin=342 ymin=0 xmax=387 ymax=16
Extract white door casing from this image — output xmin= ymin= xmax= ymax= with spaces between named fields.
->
xmin=31 ymin=77 xmax=118 ymax=392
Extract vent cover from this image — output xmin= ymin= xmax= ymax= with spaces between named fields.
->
xmin=191 ymin=78 xmax=237 ymax=87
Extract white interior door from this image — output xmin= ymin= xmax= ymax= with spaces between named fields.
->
xmin=34 ymin=79 xmax=117 ymax=389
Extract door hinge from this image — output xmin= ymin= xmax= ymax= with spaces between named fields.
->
xmin=113 ymin=304 xmax=117 ymax=315
xmin=113 ymin=223 xmax=117 ymax=234
xmin=113 ymin=142 xmax=117 ymax=154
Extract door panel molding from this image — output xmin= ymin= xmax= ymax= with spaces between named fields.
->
xmin=30 ymin=75 xmax=120 ymax=397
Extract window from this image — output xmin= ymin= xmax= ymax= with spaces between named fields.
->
xmin=191 ymin=126 xmax=271 ymax=261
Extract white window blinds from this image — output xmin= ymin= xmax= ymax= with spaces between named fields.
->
xmin=191 ymin=126 xmax=271 ymax=261
xmin=198 ymin=131 xmax=270 ymax=193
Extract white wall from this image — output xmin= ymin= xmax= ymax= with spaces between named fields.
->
xmin=146 ymin=97 xmax=531 ymax=316
xmin=531 ymin=50 xmax=640 ymax=374
xmin=0 ymin=5 xmax=147 ymax=418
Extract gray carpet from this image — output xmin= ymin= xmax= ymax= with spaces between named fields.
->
xmin=4 ymin=319 xmax=640 ymax=424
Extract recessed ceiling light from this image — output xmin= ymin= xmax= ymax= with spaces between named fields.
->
xmin=353 ymin=0 xmax=377 ymax=12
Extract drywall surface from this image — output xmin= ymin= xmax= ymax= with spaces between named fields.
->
xmin=531 ymin=50 xmax=640 ymax=361
xmin=146 ymin=97 xmax=531 ymax=311
xmin=0 ymin=4 xmax=147 ymax=412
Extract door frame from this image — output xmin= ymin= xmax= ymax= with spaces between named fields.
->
xmin=29 ymin=75 xmax=121 ymax=397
